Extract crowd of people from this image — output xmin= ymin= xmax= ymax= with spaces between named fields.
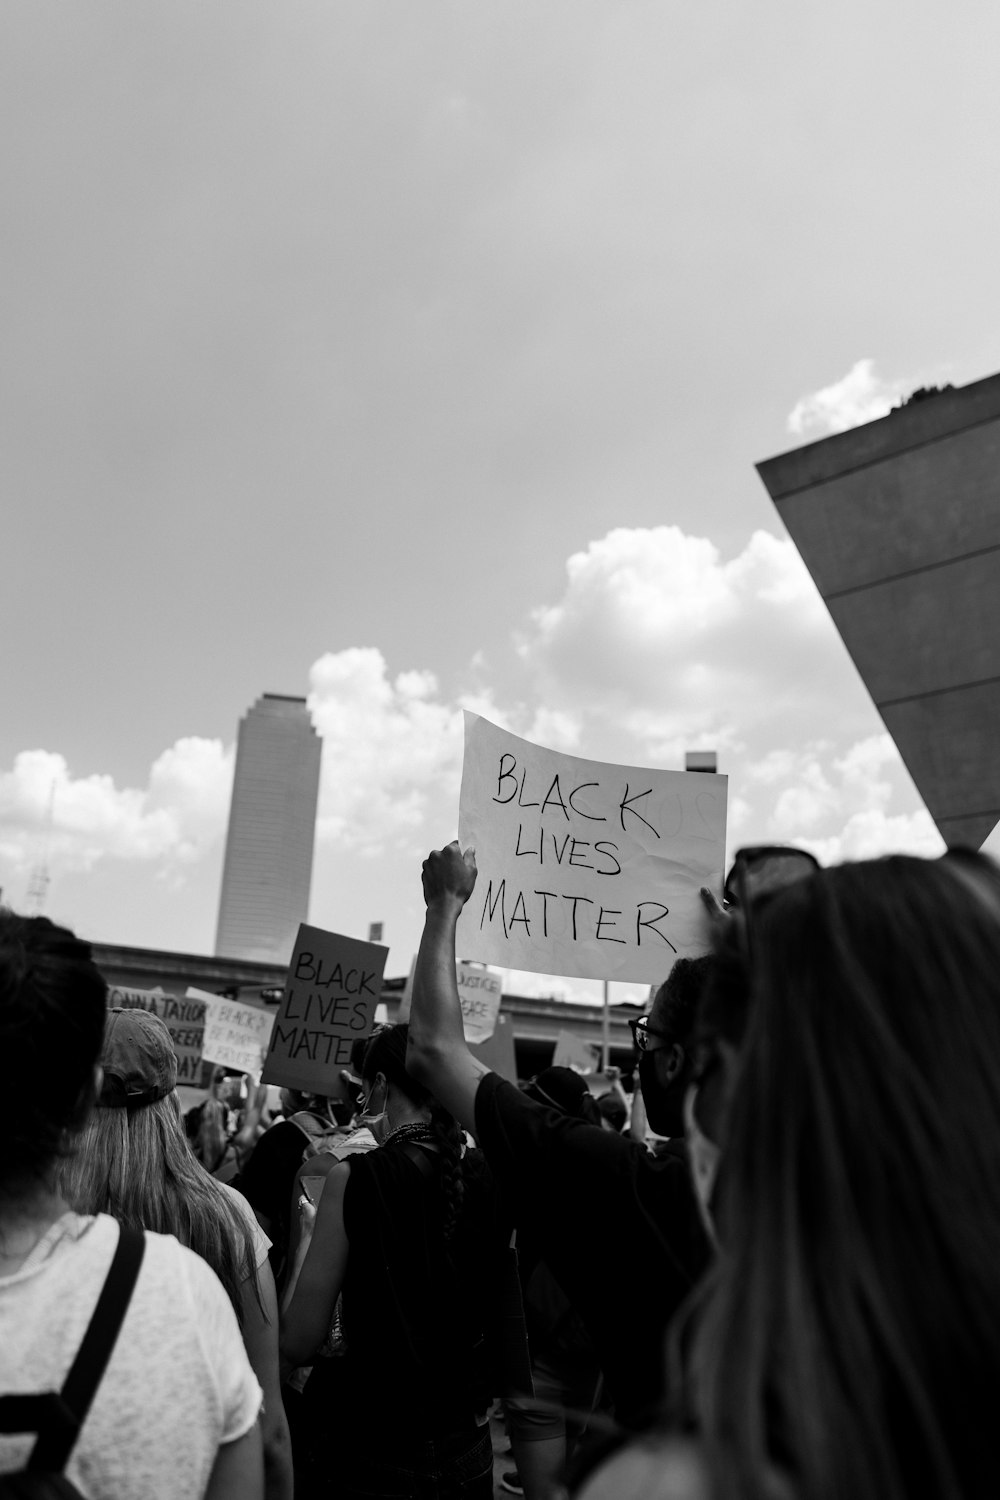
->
xmin=2 ymin=838 xmax=1000 ymax=1499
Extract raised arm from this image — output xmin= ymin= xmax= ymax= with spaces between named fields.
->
xmin=406 ymin=842 xmax=491 ymax=1135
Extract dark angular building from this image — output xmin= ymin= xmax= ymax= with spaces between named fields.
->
xmin=757 ymin=372 xmax=1000 ymax=849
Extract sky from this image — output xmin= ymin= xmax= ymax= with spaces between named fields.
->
xmin=3 ymin=1 xmax=999 ymax=1002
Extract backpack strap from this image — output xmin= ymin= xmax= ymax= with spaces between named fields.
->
xmin=24 ymin=1226 xmax=145 ymax=1473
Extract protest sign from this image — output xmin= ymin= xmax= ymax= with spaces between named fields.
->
xmin=456 ymin=713 xmax=728 ymax=983
xmin=105 ymin=985 xmax=206 ymax=1085
xmin=186 ymin=987 xmax=275 ymax=1080
xmin=456 ymin=963 xmax=502 ymax=1044
xmin=261 ymin=924 xmax=388 ymax=1098
xmin=469 ymin=1011 xmax=518 ymax=1082
xmin=552 ymin=1029 xmax=600 ymax=1075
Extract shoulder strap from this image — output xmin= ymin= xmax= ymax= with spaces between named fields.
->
xmin=28 ymin=1227 xmax=145 ymax=1472
xmin=397 ymin=1140 xmax=437 ymax=1180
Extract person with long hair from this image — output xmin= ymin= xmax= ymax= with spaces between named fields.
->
xmin=63 ymin=1007 xmax=292 ymax=1500
xmin=580 ymin=851 xmax=1000 ymax=1500
xmin=0 ymin=913 xmax=263 ymax=1499
xmin=280 ymin=1022 xmax=509 ymax=1500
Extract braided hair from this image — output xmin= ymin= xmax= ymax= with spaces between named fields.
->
xmin=355 ymin=1022 xmax=465 ymax=1241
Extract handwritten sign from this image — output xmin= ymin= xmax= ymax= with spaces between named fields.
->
xmin=260 ymin=924 xmax=388 ymax=1098
xmin=456 ymin=963 xmax=502 ymax=1044
xmin=470 ymin=1011 xmax=518 ymax=1083
xmin=105 ymin=985 xmax=206 ymax=1085
xmin=186 ymin=987 xmax=275 ymax=1080
xmin=552 ymin=1029 xmax=600 ymax=1075
xmin=456 ymin=713 xmax=727 ymax=983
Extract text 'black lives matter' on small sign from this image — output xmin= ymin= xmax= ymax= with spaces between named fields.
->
xmin=260 ymin=924 xmax=388 ymax=1099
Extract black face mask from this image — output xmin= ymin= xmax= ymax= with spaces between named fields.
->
xmin=639 ymin=1049 xmax=683 ymax=1137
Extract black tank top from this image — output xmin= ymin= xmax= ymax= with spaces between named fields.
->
xmin=334 ymin=1141 xmax=505 ymax=1438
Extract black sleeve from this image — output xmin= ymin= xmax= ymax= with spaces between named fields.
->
xmin=473 ymin=1072 xmax=647 ymax=1225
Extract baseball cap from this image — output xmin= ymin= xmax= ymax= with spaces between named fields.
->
xmin=99 ymin=1007 xmax=177 ymax=1109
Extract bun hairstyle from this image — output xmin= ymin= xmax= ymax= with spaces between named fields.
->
xmin=356 ymin=1022 xmax=465 ymax=1241
xmin=0 ymin=911 xmax=107 ymax=1197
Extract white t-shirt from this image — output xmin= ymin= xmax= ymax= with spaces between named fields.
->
xmin=218 ymin=1179 xmax=271 ymax=1271
xmin=0 ymin=1212 xmax=262 ymax=1500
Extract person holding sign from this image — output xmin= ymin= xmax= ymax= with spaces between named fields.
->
xmin=0 ymin=913 xmax=263 ymax=1500
xmin=280 ymin=1023 xmax=510 ymax=1500
xmin=408 ymin=843 xmax=710 ymax=1436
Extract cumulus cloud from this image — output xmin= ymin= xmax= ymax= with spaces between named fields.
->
xmin=514 ymin=524 xmax=938 ymax=866
xmin=748 ymin=734 xmax=943 ymax=863
xmin=786 ymin=358 xmax=911 ymax=437
xmin=518 ymin=524 xmax=859 ymax=762
xmin=308 ymin=648 xmax=465 ymax=856
xmin=0 ymin=738 xmax=232 ymax=880
xmin=0 ymin=526 xmax=943 ymax=935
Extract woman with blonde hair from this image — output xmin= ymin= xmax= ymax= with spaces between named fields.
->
xmin=64 ymin=1006 xmax=292 ymax=1500
xmin=0 ymin=916 xmax=263 ymax=1499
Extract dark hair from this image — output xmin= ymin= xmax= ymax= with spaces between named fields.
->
xmin=523 ymin=1065 xmax=602 ymax=1125
xmin=0 ymin=911 xmax=107 ymax=1199
xmin=653 ymin=954 xmax=715 ymax=1050
xmin=680 ymin=855 xmax=1000 ymax=1500
xmin=355 ymin=1023 xmax=465 ymax=1240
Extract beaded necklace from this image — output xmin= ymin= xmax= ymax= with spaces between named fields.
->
xmin=381 ymin=1120 xmax=437 ymax=1150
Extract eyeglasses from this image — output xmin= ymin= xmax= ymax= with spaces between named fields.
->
xmin=628 ymin=1015 xmax=671 ymax=1053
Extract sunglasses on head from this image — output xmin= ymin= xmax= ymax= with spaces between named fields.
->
xmin=723 ymin=845 xmax=821 ymax=963
xmin=723 ymin=845 xmax=820 ymax=910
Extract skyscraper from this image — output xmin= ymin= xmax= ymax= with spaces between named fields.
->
xmin=215 ymin=694 xmax=322 ymax=964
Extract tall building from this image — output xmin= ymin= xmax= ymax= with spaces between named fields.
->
xmin=757 ymin=372 xmax=1000 ymax=848
xmin=215 ymin=694 xmax=322 ymax=964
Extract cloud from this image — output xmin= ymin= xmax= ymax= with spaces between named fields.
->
xmin=518 ymin=524 xmax=861 ymax=762
xmin=748 ymin=733 xmax=944 ymax=863
xmin=0 ymin=527 xmax=942 ymax=937
xmin=0 ymin=739 xmax=232 ymax=879
xmin=308 ymin=648 xmax=465 ymax=856
xmin=786 ymin=358 xmax=910 ymax=437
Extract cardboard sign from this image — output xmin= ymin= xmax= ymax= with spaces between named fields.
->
xmin=552 ymin=1028 xmax=600 ymax=1075
xmin=456 ymin=713 xmax=728 ymax=983
xmin=105 ymin=985 xmax=206 ymax=1085
xmin=187 ymin=987 xmax=275 ymax=1081
xmin=456 ymin=963 xmax=502 ymax=1044
xmin=261 ymin=924 xmax=388 ymax=1098
xmin=469 ymin=1011 xmax=518 ymax=1083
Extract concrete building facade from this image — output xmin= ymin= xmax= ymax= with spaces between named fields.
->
xmin=757 ymin=373 xmax=1000 ymax=849
xmin=215 ymin=694 xmax=322 ymax=964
